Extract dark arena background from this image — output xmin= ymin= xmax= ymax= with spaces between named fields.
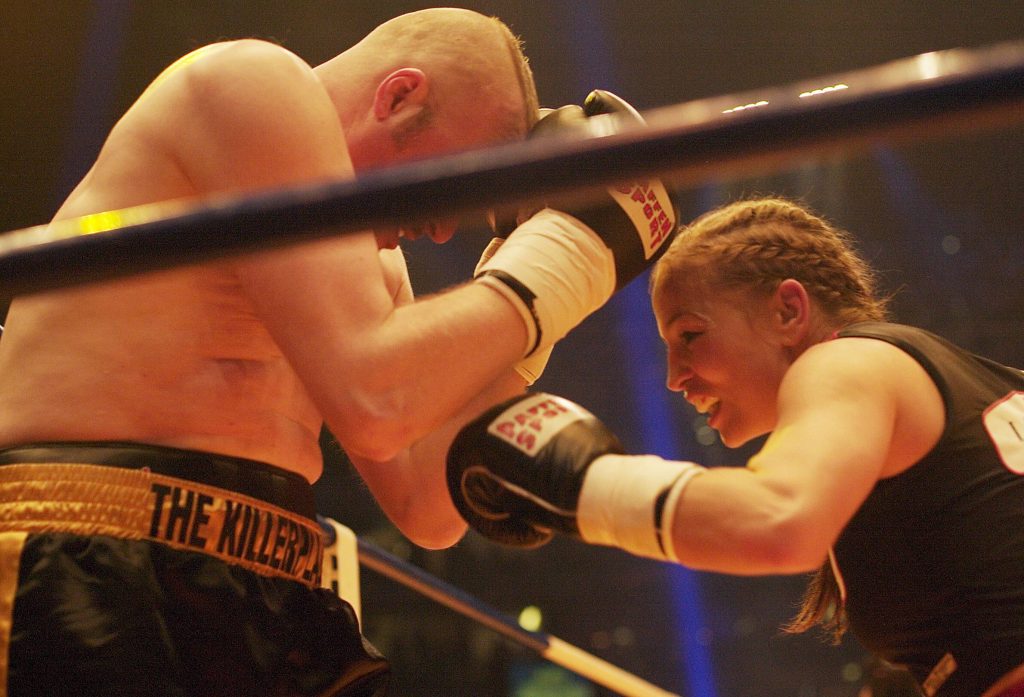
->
xmin=2 ymin=2 xmax=1022 ymax=696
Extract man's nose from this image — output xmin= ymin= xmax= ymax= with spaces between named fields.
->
xmin=430 ymin=218 xmax=458 ymax=244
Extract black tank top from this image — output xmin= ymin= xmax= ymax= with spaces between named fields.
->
xmin=833 ymin=322 xmax=1024 ymax=696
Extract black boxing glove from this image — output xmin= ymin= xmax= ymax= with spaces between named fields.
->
xmin=485 ymin=106 xmax=560 ymax=238
xmin=527 ymin=89 xmax=679 ymax=292
xmin=446 ymin=392 xmax=704 ymax=560
xmin=577 ymin=89 xmax=679 ymax=290
xmin=475 ymin=92 xmax=679 ymax=356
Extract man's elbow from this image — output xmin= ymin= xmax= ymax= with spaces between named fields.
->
xmin=389 ymin=505 xmax=468 ymax=548
xmin=407 ymin=522 xmax=469 ymax=551
xmin=325 ymin=393 xmax=422 ymax=463
xmin=336 ymin=421 xmax=409 ymax=463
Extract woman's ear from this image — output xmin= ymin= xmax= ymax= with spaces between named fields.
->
xmin=774 ymin=278 xmax=811 ymax=346
xmin=373 ymin=68 xmax=429 ymax=121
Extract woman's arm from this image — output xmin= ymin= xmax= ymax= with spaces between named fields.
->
xmin=670 ymin=337 xmax=943 ymax=574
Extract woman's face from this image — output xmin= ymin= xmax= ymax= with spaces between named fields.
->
xmin=652 ymin=278 xmax=795 ymax=447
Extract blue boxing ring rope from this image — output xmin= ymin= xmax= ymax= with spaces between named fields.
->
xmin=1 ymin=41 xmax=1023 ymax=299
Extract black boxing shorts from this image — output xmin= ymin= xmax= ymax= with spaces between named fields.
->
xmin=0 ymin=442 xmax=390 ymax=697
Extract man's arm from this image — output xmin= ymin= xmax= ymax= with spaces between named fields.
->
xmin=345 ymin=248 xmax=526 ymax=548
xmin=349 ymin=368 xmax=526 ymax=548
xmin=160 ymin=40 xmax=527 ymax=463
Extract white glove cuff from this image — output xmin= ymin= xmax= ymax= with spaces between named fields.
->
xmin=474 ymin=238 xmax=554 ymax=385
xmin=475 ymin=273 xmax=540 ymax=355
xmin=514 ymin=345 xmax=552 ymax=385
xmin=475 ymin=208 xmax=616 ymax=357
xmin=577 ymin=454 xmax=704 ymax=561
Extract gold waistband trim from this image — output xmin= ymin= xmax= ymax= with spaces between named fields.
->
xmin=0 ymin=531 xmax=27 ymax=697
xmin=0 ymin=463 xmax=323 ymax=587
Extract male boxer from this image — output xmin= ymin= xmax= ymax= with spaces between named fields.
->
xmin=0 ymin=7 xmax=676 ymax=695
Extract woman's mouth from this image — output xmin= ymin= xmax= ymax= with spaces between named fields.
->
xmin=686 ymin=392 xmax=720 ymax=416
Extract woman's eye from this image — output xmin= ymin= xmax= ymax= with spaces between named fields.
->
xmin=681 ymin=331 xmax=701 ymax=344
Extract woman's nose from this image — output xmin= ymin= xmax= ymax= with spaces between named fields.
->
xmin=665 ymin=356 xmax=693 ymax=392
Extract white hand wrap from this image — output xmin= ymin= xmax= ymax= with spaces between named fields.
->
xmin=475 ymin=208 xmax=616 ymax=357
xmin=512 ymin=346 xmax=552 ymax=386
xmin=475 ymin=237 xmax=555 ymax=385
xmin=577 ymin=454 xmax=704 ymax=561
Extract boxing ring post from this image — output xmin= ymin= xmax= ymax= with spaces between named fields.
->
xmin=1 ymin=40 xmax=1023 ymax=299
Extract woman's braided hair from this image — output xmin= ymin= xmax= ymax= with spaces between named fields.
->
xmin=651 ymin=197 xmax=889 ymax=325
xmin=651 ymin=197 xmax=892 ymax=642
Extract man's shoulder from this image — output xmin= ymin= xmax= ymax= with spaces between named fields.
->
xmin=199 ymin=39 xmax=310 ymax=71
xmin=169 ymin=40 xmax=316 ymax=95
xmin=123 ymin=37 xmax=343 ymax=190
xmin=132 ymin=39 xmax=318 ymax=116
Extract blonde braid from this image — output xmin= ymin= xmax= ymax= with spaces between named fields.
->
xmin=652 ymin=197 xmax=889 ymax=324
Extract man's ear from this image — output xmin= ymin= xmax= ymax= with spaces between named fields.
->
xmin=774 ymin=278 xmax=811 ymax=346
xmin=373 ymin=68 xmax=429 ymax=121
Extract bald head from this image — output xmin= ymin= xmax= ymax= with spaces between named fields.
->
xmin=357 ymin=8 xmax=539 ymax=141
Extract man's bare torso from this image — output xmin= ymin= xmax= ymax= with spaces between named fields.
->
xmin=0 ymin=44 xmax=329 ymax=481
